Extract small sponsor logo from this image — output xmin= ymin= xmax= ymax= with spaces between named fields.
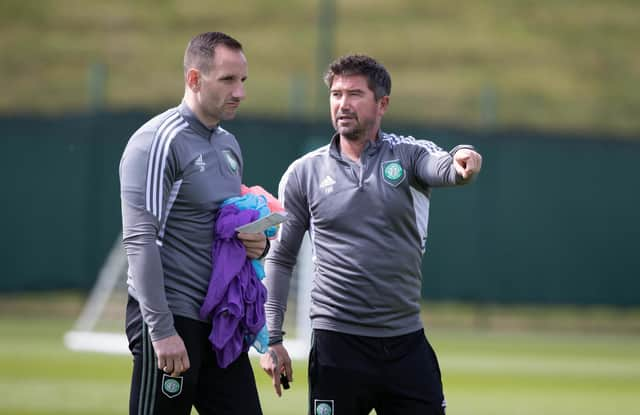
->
xmin=381 ymin=159 xmax=405 ymax=186
xmin=161 ymin=374 xmax=183 ymax=398
xmin=314 ymin=399 xmax=334 ymax=415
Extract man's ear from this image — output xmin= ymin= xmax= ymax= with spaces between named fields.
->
xmin=378 ymin=95 xmax=389 ymax=116
xmin=186 ymin=68 xmax=200 ymax=92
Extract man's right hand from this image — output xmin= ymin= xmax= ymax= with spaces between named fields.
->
xmin=260 ymin=343 xmax=293 ymax=397
xmin=152 ymin=334 xmax=190 ymax=377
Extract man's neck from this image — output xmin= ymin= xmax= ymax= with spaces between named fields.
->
xmin=184 ymin=94 xmax=219 ymax=130
xmin=339 ymin=132 xmax=378 ymax=162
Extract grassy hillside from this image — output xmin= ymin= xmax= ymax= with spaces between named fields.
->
xmin=1 ymin=0 xmax=639 ymax=135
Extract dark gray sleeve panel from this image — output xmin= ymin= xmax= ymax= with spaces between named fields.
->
xmin=406 ymin=139 xmax=460 ymax=187
xmin=263 ymin=254 xmax=290 ymax=345
xmin=264 ymin=161 xmax=310 ymax=344
xmin=121 ymin=201 xmax=176 ymax=341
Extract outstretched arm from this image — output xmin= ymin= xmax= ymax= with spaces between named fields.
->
xmin=411 ymin=140 xmax=482 ymax=186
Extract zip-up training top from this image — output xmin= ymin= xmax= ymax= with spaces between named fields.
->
xmin=119 ymin=102 xmax=243 ymax=341
xmin=264 ymin=131 xmax=473 ymax=343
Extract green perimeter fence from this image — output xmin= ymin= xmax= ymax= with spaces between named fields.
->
xmin=1 ymin=111 xmax=638 ymax=306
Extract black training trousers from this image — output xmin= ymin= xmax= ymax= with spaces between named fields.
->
xmin=126 ymin=296 xmax=262 ymax=415
xmin=308 ymin=328 xmax=446 ymax=415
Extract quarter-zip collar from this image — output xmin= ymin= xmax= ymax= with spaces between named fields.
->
xmin=329 ymin=131 xmax=387 ymax=189
xmin=328 ymin=130 xmax=385 ymax=162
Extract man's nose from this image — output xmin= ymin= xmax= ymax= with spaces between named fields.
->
xmin=337 ymin=95 xmax=351 ymax=110
xmin=233 ymin=83 xmax=246 ymax=100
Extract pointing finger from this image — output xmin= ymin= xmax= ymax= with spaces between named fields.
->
xmin=269 ymin=350 xmax=282 ymax=396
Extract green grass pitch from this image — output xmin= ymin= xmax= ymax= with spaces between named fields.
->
xmin=1 ymin=316 xmax=638 ymax=415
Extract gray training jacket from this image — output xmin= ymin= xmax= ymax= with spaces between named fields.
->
xmin=264 ymin=131 xmax=472 ymax=343
xmin=119 ymin=102 xmax=243 ymax=341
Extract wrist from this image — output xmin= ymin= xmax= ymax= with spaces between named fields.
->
xmin=268 ymin=330 xmax=286 ymax=346
xmin=257 ymin=237 xmax=271 ymax=259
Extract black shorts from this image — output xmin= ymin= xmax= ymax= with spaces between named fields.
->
xmin=308 ymin=329 xmax=445 ymax=415
xmin=125 ymin=296 xmax=262 ymax=415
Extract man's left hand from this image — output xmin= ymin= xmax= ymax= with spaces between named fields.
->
xmin=260 ymin=343 xmax=293 ymax=397
xmin=237 ymin=232 xmax=267 ymax=259
xmin=454 ymin=149 xmax=483 ymax=180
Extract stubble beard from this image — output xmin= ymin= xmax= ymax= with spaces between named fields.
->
xmin=206 ymin=96 xmax=241 ymax=123
xmin=220 ymin=108 xmax=237 ymax=121
xmin=335 ymin=116 xmax=363 ymax=141
xmin=337 ymin=117 xmax=377 ymax=142
xmin=339 ymin=126 xmax=362 ymax=141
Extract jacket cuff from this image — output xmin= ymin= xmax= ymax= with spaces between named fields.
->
xmin=268 ymin=330 xmax=286 ymax=346
xmin=449 ymin=144 xmax=476 ymax=156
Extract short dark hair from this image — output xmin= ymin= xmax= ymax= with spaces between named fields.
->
xmin=183 ymin=32 xmax=243 ymax=76
xmin=323 ymin=54 xmax=391 ymax=100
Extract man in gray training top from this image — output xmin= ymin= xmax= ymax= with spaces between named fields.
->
xmin=120 ymin=32 xmax=267 ymax=415
xmin=260 ymin=54 xmax=483 ymax=415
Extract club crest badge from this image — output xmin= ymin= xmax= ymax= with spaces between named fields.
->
xmin=222 ymin=150 xmax=239 ymax=174
xmin=381 ymin=159 xmax=405 ymax=187
xmin=161 ymin=374 xmax=183 ymax=398
xmin=314 ymin=399 xmax=334 ymax=415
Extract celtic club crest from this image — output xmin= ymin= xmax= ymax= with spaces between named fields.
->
xmin=381 ymin=159 xmax=405 ymax=186
xmin=161 ymin=374 xmax=183 ymax=398
xmin=314 ymin=400 xmax=334 ymax=415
